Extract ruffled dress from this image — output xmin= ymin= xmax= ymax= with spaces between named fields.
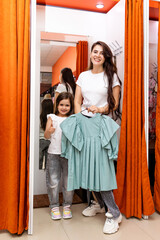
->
xmin=60 ymin=113 xmax=119 ymax=192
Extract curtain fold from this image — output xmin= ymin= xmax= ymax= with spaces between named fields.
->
xmin=0 ymin=0 xmax=30 ymax=234
xmin=114 ymin=0 xmax=155 ymax=218
xmin=154 ymin=3 xmax=160 ymax=213
xmin=76 ymin=41 xmax=88 ymax=79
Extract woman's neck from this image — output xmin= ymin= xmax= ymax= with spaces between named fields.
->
xmin=91 ymin=66 xmax=104 ymax=74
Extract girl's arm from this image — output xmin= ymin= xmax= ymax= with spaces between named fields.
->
xmin=74 ymin=85 xmax=83 ymax=113
xmin=44 ymin=117 xmax=55 ymax=139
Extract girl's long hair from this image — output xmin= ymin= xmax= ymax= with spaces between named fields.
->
xmin=89 ymin=41 xmax=122 ymax=120
xmin=55 ymin=92 xmax=74 ymax=116
xmin=40 ymin=99 xmax=53 ymax=130
xmin=61 ymin=68 xmax=76 ymax=96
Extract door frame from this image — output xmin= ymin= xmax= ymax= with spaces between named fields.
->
xmin=28 ymin=0 xmax=37 ymax=234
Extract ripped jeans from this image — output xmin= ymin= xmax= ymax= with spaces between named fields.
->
xmin=46 ymin=153 xmax=74 ymax=209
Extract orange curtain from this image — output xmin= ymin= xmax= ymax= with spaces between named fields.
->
xmin=149 ymin=0 xmax=159 ymax=8
xmin=0 ymin=0 xmax=30 ymax=234
xmin=154 ymin=3 xmax=160 ymax=213
xmin=114 ymin=0 xmax=155 ymax=218
xmin=76 ymin=41 xmax=88 ymax=79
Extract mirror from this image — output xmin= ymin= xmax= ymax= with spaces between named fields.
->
xmin=149 ymin=20 xmax=158 ymax=193
xmin=34 ymin=32 xmax=88 ymax=208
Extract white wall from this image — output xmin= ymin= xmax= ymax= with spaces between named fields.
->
xmin=149 ymin=20 xmax=158 ymax=44
xmin=35 ymin=1 xmax=125 ymax=195
xmin=149 ymin=20 xmax=158 ymax=85
xmin=104 ymin=0 xmax=125 ymax=84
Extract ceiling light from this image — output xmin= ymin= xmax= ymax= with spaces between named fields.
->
xmin=96 ymin=3 xmax=104 ymax=9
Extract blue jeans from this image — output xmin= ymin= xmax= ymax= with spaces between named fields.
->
xmin=46 ymin=153 xmax=74 ymax=209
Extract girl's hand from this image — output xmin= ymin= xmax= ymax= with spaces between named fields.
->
xmin=44 ymin=117 xmax=56 ymax=139
xmin=48 ymin=124 xmax=55 ymax=134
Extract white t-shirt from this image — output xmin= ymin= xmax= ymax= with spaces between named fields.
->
xmin=55 ymin=83 xmax=73 ymax=94
xmin=76 ymin=70 xmax=120 ymax=117
xmin=47 ymin=114 xmax=67 ymax=154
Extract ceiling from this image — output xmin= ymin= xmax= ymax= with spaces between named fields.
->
xmin=40 ymin=40 xmax=77 ymax=70
xmin=41 ymin=43 xmax=69 ymax=67
xmin=37 ymin=0 xmax=159 ymax=20
xmin=36 ymin=0 xmax=120 ymax=13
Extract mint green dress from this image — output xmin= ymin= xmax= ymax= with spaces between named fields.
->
xmin=60 ymin=113 xmax=119 ymax=192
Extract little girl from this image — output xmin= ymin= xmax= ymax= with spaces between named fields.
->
xmin=44 ymin=92 xmax=74 ymax=220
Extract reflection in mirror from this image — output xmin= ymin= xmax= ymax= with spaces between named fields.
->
xmin=40 ymin=39 xmax=77 ymax=100
xmin=39 ymin=39 xmax=77 ymax=170
xmin=34 ymin=33 xmax=88 ymax=208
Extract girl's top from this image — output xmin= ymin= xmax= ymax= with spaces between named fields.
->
xmin=47 ymin=114 xmax=66 ymax=154
xmin=76 ymin=70 xmax=120 ymax=117
xmin=55 ymin=83 xmax=73 ymax=94
xmin=60 ymin=113 xmax=119 ymax=191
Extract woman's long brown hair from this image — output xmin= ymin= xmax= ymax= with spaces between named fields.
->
xmin=89 ymin=41 xmax=122 ymax=120
xmin=61 ymin=68 xmax=76 ymax=96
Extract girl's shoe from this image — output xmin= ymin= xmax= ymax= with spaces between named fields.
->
xmin=51 ymin=207 xmax=61 ymax=220
xmin=63 ymin=206 xmax=72 ymax=219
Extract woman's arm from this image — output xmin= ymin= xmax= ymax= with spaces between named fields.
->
xmin=53 ymin=92 xmax=59 ymax=113
xmin=112 ymin=85 xmax=121 ymax=110
xmin=44 ymin=117 xmax=55 ymax=139
xmin=74 ymin=85 xmax=83 ymax=113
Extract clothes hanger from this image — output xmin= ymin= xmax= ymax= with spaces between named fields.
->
xmin=80 ymin=108 xmax=87 ymax=113
xmin=80 ymin=108 xmax=94 ymax=118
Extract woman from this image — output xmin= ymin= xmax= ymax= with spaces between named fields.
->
xmin=54 ymin=68 xmax=76 ymax=111
xmin=74 ymin=41 xmax=122 ymax=234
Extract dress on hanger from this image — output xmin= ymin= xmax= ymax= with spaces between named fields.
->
xmin=60 ymin=113 xmax=119 ymax=192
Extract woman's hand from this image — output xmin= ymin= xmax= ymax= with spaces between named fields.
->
xmin=87 ymin=105 xmax=100 ymax=114
xmin=87 ymin=105 xmax=109 ymax=114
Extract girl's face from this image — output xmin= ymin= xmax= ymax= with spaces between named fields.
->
xmin=57 ymin=98 xmax=71 ymax=117
xmin=90 ymin=45 xmax=105 ymax=67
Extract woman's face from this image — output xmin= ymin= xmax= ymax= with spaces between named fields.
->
xmin=90 ymin=45 xmax=105 ymax=67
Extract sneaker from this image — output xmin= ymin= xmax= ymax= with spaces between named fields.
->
xmin=105 ymin=211 xmax=113 ymax=218
xmin=51 ymin=207 xmax=61 ymax=220
xmin=82 ymin=200 xmax=105 ymax=217
xmin=103 ymin=213 xmax=122 ymax=234
xmin=63 ymin=206 xmax=72 ymax=219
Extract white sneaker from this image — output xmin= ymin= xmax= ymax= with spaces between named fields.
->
xmin=105 ymin=210 xmax=113 ymax=218
xmin=103 ymin=213 xmax=122 ymax=234
xmin=82 ymin=200 xmax=105 ymax=217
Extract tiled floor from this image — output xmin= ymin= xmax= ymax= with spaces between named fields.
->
xmin=0 ymin=203 xmax=160 ymax=240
